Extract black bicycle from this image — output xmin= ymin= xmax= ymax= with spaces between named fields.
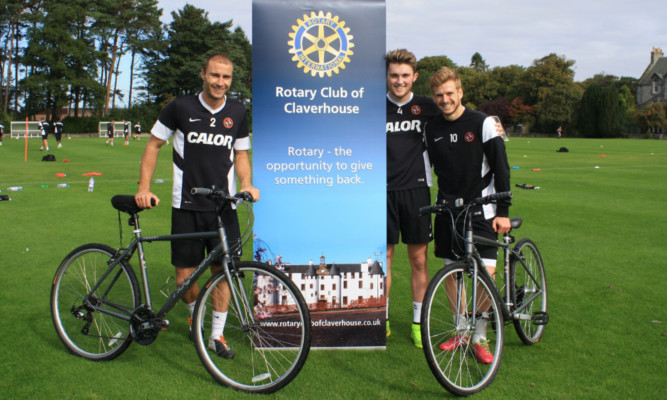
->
xmin=50 ymin=188 xmax=311 ymax=394
xmin=419 ymin=192 xmax=548 ymax=396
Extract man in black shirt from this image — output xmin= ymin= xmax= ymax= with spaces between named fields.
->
xmin=135 ymin=54 xmax=259 ymax=359
xmin=424 ymin=66 xmax=511 ymax=364
xmin=54 ymin=120 xmax=63 ymax=148
xmin=384 ymin=49 xmax=439 ymax=347
xmin=39 ymin=119 xmax=50 ymax=151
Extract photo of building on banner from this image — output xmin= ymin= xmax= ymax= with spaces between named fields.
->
xmin=252 ymin=0 xmax=387 ymax=348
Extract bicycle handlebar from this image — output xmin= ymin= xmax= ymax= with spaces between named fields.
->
xmin=419 ymin=191 xmax=512 ymax=216
xmin=190 ymin=187 xmax=255 ymax=204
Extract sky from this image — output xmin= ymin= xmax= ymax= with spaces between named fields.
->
xmin=151 ymin=0 xmax=665 ymax=81
xmin=116 ymin=0 xmax=666 ymax=106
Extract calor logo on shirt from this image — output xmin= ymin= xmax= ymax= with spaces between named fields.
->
xmin=186 ymin=132 xmax=234 ymax=149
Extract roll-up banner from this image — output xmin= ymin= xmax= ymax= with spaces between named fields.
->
xmin=252 ymin=0 xmax=387 ymax=348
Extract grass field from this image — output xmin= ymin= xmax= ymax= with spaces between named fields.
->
xmin=1 ymin=136 xmax=665 ymax=399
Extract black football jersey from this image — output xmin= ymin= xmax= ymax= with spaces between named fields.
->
xmin=424 ymin=107 xmax=511 ymax=218
xmin=151 ymin=94 xmax=250 ymax=211
xmin=386 ymin=93 xmax=439 ymax=190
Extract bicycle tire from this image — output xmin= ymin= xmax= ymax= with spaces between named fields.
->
xmin=510 ymin=238 xmax=548 ymax=345
xmin=51 ymin=243 xmax=140 ymax=360
xmin=421 ymin=262 xmax=504 ymax=396
xmin=192 ymin=261 xmax=311 ymax=393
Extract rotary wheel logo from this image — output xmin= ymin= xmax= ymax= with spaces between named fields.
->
xmin=287 ymin=11 xmax=354 ymax=78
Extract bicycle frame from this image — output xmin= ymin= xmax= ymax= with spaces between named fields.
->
xmin=82 ymin=205 xmax=254 ymax=329
xmin=465 ymin=217 xmax=544 ymax=323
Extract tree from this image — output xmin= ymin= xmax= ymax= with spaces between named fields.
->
xmin=597 ymin=86 xmax=624 ymax=137
xmin=507 ymin=97 xmax=536 ymax=128
xmin=479 ymin=97 xmax=511 ymax=125
xmin=143 ymin=5 xmax=251 ymax=105
xmin=636 ymin=103 xmax=665 ymax=135
xmin=519 ymin=53 xmax=580 ymax=131
xmin=1 ymin=0 xmax=30 ymax=114
xmin=412 ymin=55 xmax=456 ymax=97
xmin=578 ymin=84 xmax=602 ymax=136
xmin=123 ymin=0 xmax=161 ymax=108
xmin=577 ymin=84 xmax=624 ymax=137
xmin=486 ymin=65 xmax=525 ymax=101
xmin=535 ymin=82 xmax=583 ymax=134
xmin=519 ymin=53 xmax=576 ymax=105
xmin=469 ymin=52 xmax=488 ymax=72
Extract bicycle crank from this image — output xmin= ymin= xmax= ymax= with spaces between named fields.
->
xmin=130 ymin=306 xmax=168 ymax=345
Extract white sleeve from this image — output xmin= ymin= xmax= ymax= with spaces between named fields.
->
xmin=234 ymin=136 xmax=251 ymax=151
xmin=482 ymin=116 xmax=501 ymax=143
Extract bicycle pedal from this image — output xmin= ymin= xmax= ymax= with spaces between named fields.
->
xmin=160 ymin=320 xmax=170 ymax=331
xmin=532 ymin=311 xmax=549 ymax=325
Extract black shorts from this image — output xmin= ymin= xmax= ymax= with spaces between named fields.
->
xmin=171 ymin=207 xmax=241 ymax=267
xmin=434 ymin=213 xmax=498 ymax=262
xmin=387 ymin=187 xmax=433 ymax=245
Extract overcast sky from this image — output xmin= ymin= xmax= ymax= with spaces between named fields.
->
xmin=154 ymin=0 xmax=665 ymax=81
xmin=116 ymin=1 xmax=665 ymax=106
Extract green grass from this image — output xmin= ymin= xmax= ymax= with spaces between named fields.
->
xmin=1 ymin=136 xmax=666 ymax=399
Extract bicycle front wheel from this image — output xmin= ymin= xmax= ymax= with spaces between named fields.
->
xmin=192 ymin=261 xmax=311 ymax=394
xmin=421 ymin=262 xmax=504 ymax=396
xmin=51 ymin=244 xmax=140 ymax=360
xmin=510 ymin=238 xmax=548 ymax=344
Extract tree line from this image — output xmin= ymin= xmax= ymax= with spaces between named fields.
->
xmin=1 ymin=0 xmax=251 ymax=131
xmin=412 ymin=52 xmax=664 ymax=137
xmin=1 ymin=1 xmax=663 ymax=136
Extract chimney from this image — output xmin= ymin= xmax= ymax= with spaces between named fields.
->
xmin=651 ymin=47 xmax=664 ymax=65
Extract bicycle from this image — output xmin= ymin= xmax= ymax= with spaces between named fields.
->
xmin=419 ymin=192 xmax=548 ymax=396
xmin=50 ymin=188 xmax=311 ymax=394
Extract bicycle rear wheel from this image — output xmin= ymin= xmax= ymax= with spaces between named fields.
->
xmin=421 ymin=262 xmax=504 ymax=396
xmin=51 ymin=244 xmax=140 ymax=360
xmin=192 ymin=261 xmax=311 ymax=394
xmin=510 ymin=238 xmax=548 ymax=344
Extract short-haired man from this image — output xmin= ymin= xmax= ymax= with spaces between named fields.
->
xmin=424 ymin=67 xmax=511 ymax=363
xmin=54 ymin=120 xmax=64 ymax=148
xmin=123 ymin=120 xmax=130 ymax=145
xmin=384 ymin=49 xmax=439 ymax=347
xmin=135 ymin=53 xmax=260 ymax=359
xmin=39 ymin=119 xmax=50 ymax=151
xmin=106 ymin=120 xmax=115 ymax=146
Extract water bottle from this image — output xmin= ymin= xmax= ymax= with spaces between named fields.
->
xmin=7 ymin=186 xmax=23 ymax=191
xmin=57 ymin=183 xmax=70 ymax=188
xmin=88 ymin=177 xmax=95 ymax=192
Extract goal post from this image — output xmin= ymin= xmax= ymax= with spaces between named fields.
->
xmin=11 ymin=121 xmax=43 ymax=139
xmin=98 ymin=121 xmax=131 ymax=138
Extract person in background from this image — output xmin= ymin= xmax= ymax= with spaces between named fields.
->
xmin=39 ymin=119 xmax=50 ymax=151
xmin=105 ymin=120 xmax=115 ymax=146
xmin=133 ymin=120 xmax=142 ymax=140
xmin=54 ymin=119 xmax=64 ymax=148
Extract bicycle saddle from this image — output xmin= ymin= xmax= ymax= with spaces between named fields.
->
xmin=111 ymin=195 xmax=149 ymax=214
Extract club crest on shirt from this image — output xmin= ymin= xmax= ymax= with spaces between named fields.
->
xmin=464 ymin=131 xmax=475 ymax=142
xmin=223 ymin=117 xmax=234 ymax=129
xmin=411 ymin=105 xmax=422 ymax=115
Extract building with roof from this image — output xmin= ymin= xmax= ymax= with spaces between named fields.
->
xmin=256 ymin=254 xmax=386 ymax=312
xmin=637 ymin=47 xmax=667 ymax=109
